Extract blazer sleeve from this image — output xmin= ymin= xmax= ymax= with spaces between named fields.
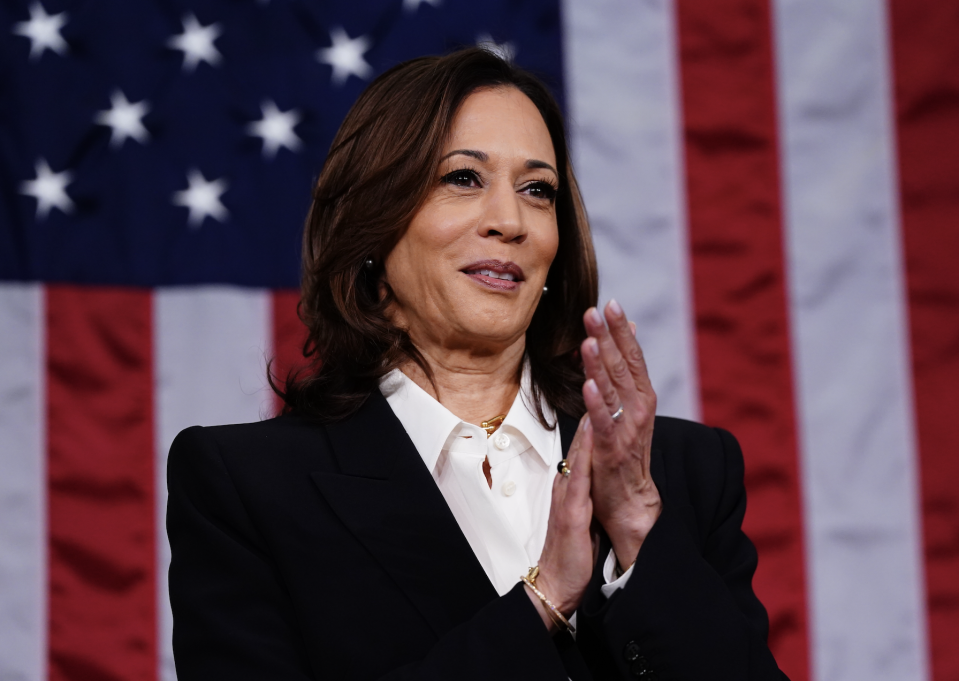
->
xmin=576 ymin=426 xmax=789 ymax=681
xmin=167 ymin=425 xmax=571 ymax=681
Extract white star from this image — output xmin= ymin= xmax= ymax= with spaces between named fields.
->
xmin=20 ymin=158 xmax=74 ymax=220
xmin=172 ymin=169 xmax=229 ymax=227
xmin=12 ymin=2 xmax=68 ymax=61
xmin=247 ymin=100 xmax=302 ymax=159
xmin=94 ymin=90 xmax=150 ymax=149
xmin=403 ymin=0 xmax=441 ymax=12
xmin=477 ymin=33 xmax=515 ymax=63
xmin=317 ymin=27 xmax=373 ymax=86
xmin=167 ymin=14 xmax=222 ymax=72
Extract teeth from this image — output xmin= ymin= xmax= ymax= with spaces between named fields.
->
xmin=475 ymin=269 xmax=515 ymax=281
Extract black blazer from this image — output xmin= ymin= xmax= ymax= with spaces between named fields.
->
xmin=167 ymin=390 xmax=788 ymax=681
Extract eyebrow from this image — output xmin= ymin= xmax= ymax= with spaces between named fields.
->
xmin=525 ymin=159 xmax=558 ymax=175
xmin=441 ymin=149 xmax=558 ymax=176
xmin=442 ymin=149 xmax=488 ymax=163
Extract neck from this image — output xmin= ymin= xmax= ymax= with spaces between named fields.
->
xmin=400 ymin=340 xmax=525 ymax=427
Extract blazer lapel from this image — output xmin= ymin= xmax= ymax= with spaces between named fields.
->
xmin=557 ymin=411 xmax=579 ymax=457
xmin=310 ymin=391 xmax=498 ymax=638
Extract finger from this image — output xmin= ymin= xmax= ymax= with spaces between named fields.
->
xmin=551 ymin=416 xmax=590 ymax=520
xmin=584 ymin=307 xmax=642 ymax=411
xmin=563 ymin=413 xmax=590 ymax=473
xmin=581 ymin=337 xmax=623 ymax=415
xmin=566 ymin=418 xmax=593 ymax=500
xmin=550 ymin=465 xmax=567 ymax=505
xmin=604 ymin=300 xmax=653 ymax=394
xmin=583 ymin=377 xmax=617 ymax=442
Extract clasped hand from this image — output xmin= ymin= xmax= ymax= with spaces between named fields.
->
xmin=527 ymin=301 xmax=662 ymax=632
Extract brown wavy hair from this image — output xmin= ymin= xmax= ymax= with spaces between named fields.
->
xmin=273 ymin=47 xmax=598 ymax=426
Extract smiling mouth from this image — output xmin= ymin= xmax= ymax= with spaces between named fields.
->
xmin=462 ymin=260 xmax=525 ymax=291
xmin=470 ymin=268 xmax=517 ymax=281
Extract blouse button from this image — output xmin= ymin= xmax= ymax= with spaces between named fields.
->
xmin=501 ymin=480 xmax=517 ymax=497
xmin=492 ymin=433 xmax=510 ymax=450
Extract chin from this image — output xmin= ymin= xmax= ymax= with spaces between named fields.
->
xmin=455 ymin=305 xmax=533 ymax=345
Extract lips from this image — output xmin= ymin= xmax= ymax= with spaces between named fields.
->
xmin=461 ymin=259 xmax=525 ymax=291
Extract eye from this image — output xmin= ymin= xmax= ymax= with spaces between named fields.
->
xmin=441 ymin=168 xmax=482 ymax=188
xmin=523 ymin=180 xmax=558 ymax=202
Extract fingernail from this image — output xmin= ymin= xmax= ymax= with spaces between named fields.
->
xmin=629 ymin=321 xmax=637 ymax=336
xmin=585 ymin=379 xmax=599 ymax=396
xmin=587 ymin=307 xmax=602 ymax=325
xmin=607 ymin=299 xmax=623 ymax=316
xmin=584 ymin=416 xmax=592 ymax=433
xmin=586 ymin=338 xmax=599 ymax=357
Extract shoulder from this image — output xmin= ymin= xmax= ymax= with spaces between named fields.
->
xmin=651 ymin=415 xmax=745 ymax=536
xmin=172 ymin=412 xmax=327 ymax=453
xmin=652 ymin=415 xmax=742 ymax=474
xmin=168 ymin=412 xmax=339 ymax=490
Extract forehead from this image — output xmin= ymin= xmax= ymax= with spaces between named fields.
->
xmin=445 ymin=87 xmax=556 ymax=166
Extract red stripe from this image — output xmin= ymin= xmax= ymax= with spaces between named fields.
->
xmin=888 ymin=3 xmax=959 ymax=678
xmin=271 ymin=289 xmax=308 ymax=414
xmin=674 ymin=2 xmax=809 ymax=678
xmin=46 ymin=286 xmax=156 ymax=681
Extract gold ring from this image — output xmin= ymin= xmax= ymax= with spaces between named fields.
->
xmin=557 ymin=459 xmax=571 ymax=477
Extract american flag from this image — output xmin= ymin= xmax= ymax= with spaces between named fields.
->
xmin=1 ymin=1 xmax=956 ymax=680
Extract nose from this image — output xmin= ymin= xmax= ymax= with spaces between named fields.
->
xmin=478 ymin=182 xmax=527 ymax=244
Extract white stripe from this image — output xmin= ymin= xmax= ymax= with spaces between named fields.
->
xmin=772 ymin=2 xmax=929 ymax=679
xmin=0 ymin=283 xmax=46 ymax=681
xmin=154 ymin=286 xmax=273 ymax=681
xmin=561 ymin=0 xmax=699 ymax=420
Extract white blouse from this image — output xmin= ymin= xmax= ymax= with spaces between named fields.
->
xmin=380 ymin=368 xmax=633 ymax=605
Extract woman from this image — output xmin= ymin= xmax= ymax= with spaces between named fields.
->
xmin=167 ymin=48 xmax=788 ymax=680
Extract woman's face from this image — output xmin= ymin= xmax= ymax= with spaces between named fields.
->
xmin=384 ymin=86 xmax=560 ymax=356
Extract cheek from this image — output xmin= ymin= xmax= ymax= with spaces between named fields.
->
xmin=406 ymin=203 xmax=471 ymax=255
xmin=536 ymin=219 xmax=560 ymax=271
xmin=387 ymin=211 xmax=464 ymax=295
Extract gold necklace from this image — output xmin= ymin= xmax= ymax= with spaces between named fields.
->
xmin=480 ymin=414 xmax=506 ymax=438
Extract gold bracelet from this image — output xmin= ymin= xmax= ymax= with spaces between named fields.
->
xmin=523 ymin=567 xmax=571 ymax=632
xmin=520 ymin=572 xmax=575 ymax=634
